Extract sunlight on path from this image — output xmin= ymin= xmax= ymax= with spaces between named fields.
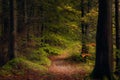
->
xmin=48 ymin=54 xmax=89 ymax=76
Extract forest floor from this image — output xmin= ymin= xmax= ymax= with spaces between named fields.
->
xmin=0 ymin=53 xmax=93 ymax=80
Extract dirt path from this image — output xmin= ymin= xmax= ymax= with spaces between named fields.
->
xmin=46 ymin=53 xmax=89 ymax=80
xmin=49 ymin=54 xmax=85 ymax=75
xmin=0 ymin=54 xmax=92 ymax=80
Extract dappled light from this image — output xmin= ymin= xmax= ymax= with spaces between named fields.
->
xmin=0 ymin=0 xmax=120 ymax=80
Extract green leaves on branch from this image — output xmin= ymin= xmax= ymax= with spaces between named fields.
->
xmin=80 ymin=9 xmax=98 ymax=25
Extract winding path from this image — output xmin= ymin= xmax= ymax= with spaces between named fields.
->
xmin=47 ymin=53 xmax=91 ymax=80
xmin=0 ymin=53 xmax=93 ymax=80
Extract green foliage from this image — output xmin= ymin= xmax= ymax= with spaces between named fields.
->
xmin=69 ymin=53 xmax=83 ymax=62
xmin=43 ymin=46 xmax=62 ymax=55
xmin=28 ymin=48 xmax=51 ymax=66
xmin=42 ymin=33 xmax=69 ymax=48
xmin=65 ymin=42 xmax=83 ymax=62
xmin=89 ymin=47 xmax=94 ymax=54
xmin=81 ymin=9 xmax=98 ymax=43
xmin=0 ymin=58 xmax=47 ymax=76
xmin=31 ymin=36 xmax=64 ymax=55
xmin=115 ymin=49 xmax=120 ymax=58
xmin=81 ymin=9 xmax=98 ymax=24
xmin=67 ymin=42 xmax=96 ymax=62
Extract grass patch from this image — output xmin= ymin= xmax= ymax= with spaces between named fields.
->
xmin=68 ymin=53 xmax=83 ymax=62
xmin=67 ymin=42 xmax=96 ymax=62
xmin=0 ymin=58 xmax=47 ymax=76
xmin=43 ymin=44 xmax=63 ymax=55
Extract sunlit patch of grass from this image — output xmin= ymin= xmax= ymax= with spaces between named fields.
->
xmin=0 ymin=58 xmax=47 ymax=76
xmin=66 ymin=42 xmax=94 ymax=62
xmin=66 ymin=42 xmax=95 ymax=68
xmin=43 ymin=45 xmax=63 ymax=55
xmin=66 ymin=41 xmax=81 ymax=54
xmin=68 ymin=53 xmax=83 ymax=62
xmin=21 ymin=58 xmax=47 ymax=71
xmin=77 ymin=63 xmax=94 ymax=74
xmin=28 ymin=48 xmax=51 ymax=66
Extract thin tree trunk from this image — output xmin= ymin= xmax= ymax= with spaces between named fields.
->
xmin=24 ymin=0 xmax=30 ymax=42
xmin=80 ymin=0 xmax=88 ymax=62
xmin=17 ymin=0 xmax=25 ymax=33
xmin=115 ymin=0 xmax=120 ymax=76
xmin=81 ymin=0 xmax=86 ymax=54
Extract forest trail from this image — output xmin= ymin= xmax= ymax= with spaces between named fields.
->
xmin=48 ymin=53 xmax=86 ymax=75
xmin=0 ymin=53 xmax=92 ymax=80
xmin=45 ymin=53 xmax=90 ymax=80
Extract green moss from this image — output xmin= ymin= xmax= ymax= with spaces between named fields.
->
xmin=0 ymin=58 xmax=47 ymax=76
xmin=28 ymin=48 xmax=51 ymax=66
xmin=43 ymin=46 xmax=62 ymax=55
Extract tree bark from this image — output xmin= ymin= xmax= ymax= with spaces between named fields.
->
xmin=81 ymin=0 xmax=87 ymax=54
xmin=91 ymin=0 xmax=113 ymax=79
xmin=17 ymin=0 xmax=25 ymax=32
xmin=8 ymin=0 xmax=17 ymax=59
xmin=115 ymin=0 xmax=120 ymax=76
xmin=0 ymin=0 xmax=10 ymax=66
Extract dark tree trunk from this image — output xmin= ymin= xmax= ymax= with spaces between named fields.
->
xmin=25 ymin=0 xmax=34 ymax=42
xmin=91 ymin=0 xmax=113 ymax=79
xmin=17 ymin=0 xmax=25 ymax=32
xmin=81 ymin=0 xmax=88 ymax=54
xmin=115 ymin=0 xmax=120 ymax=76
xmin=38 ymin=5 xmax=44 ymax=39
xmin=83 ymin=0 xmax=91 ymax=54
xmin=24 ymin=0 xmax=30 ymax=42
xmin=0 ymin=0 xmax=10 ymax=66
xmin=1 ymin=0 xmax=9 ymax=35
xmin=27 ymin=26 xmax=30 ymax=42
xmin=8 ymin=0 xmax=17 ymax=60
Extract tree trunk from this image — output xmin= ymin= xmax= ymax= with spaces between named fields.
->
xmin=0 ymin=0 xmax=10 ymax=66
xmin=24 ymin=0 xmax=30 ymax=42
xmin=115 ymin=0 xmax=120 ymax=76
xmin=17 ymin=0 xmax=25 ymax=33
xmin=81 ymin=0 xmax=86 ymax=54
xmin=8 ymin=0 xmax=17 ymax=60
xmin=91 ymin=0 xmax=113 ymax=79
xmin=80 ymin=0 xmax=89 ymax=62
xmin=1 ymin=0 xmax=9 ymax=35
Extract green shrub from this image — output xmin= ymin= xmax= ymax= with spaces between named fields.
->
xmin=0 ymin=58 xmax=47 ymax=76
xmin=43 ymin=46 xmax=62 ymax=55
xmin=28 ymin=48 xmax=51 ymax=66
xmin=69 ymin=53 xmax=83 ymax=62
xmin=41 ymin=33 xmax=69 ymax=48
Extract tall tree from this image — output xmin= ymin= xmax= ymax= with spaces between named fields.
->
xmin=0 ymin=0 xmax=10 ymax=66
xmin=1 ymin=0 xmax=9 ymax=35
xmin=17 ymin=0 xmax=25 ymax=32
xmin=8 ymin=0 xmax=17 ymax=59
xmin=81 ymin=0 xmax=88 ymax=55
xmin=115 ymin=0 xmax=120 ymax=76
xmin=25 ymin=0 xmax=34 ymax=42
xmin=91 ymin=0 xmax=113 ymax=79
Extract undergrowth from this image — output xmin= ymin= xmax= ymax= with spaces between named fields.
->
xmin=0 ymin=27 xmax=83 ymax=76
xmin=0 ymin=58 xmax=47 ymax=76
xmin=67 ymin=43 xmax=96 ymax=63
